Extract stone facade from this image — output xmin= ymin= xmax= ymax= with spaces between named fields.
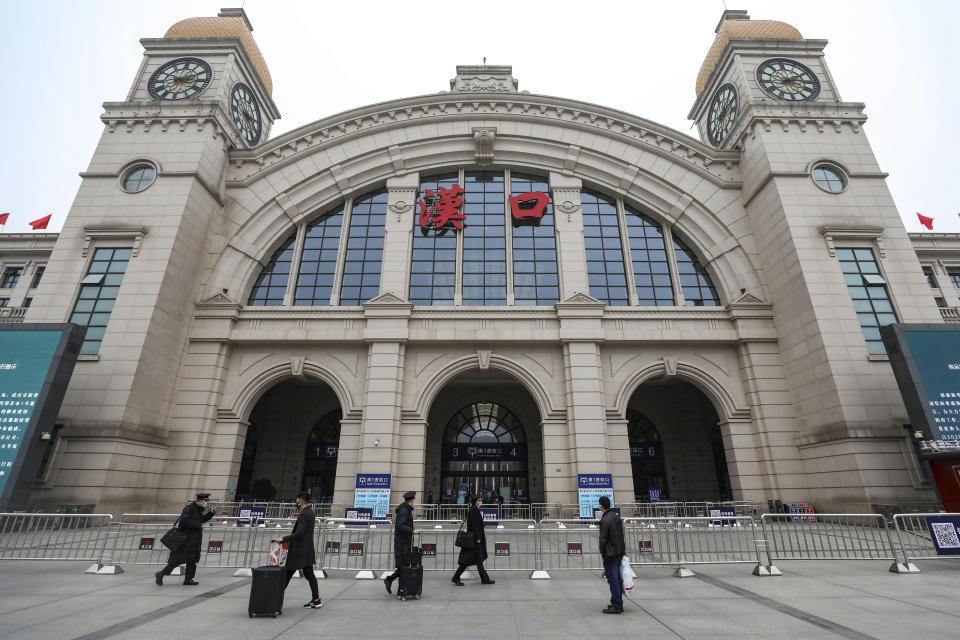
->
xmin=0 ymin=9 xmax=951 ymax=514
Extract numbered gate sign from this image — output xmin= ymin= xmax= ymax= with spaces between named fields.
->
xmin=421 ymin=543 xmax=437 ymax=557
xmin=348 ymin=542 xmax=365 ymax=557
xmin=139 ymin=537 xmax=154 ymax=551
xmin=325 ymin=541 xmax=340 ymax=555
xmin=207 ymin=540 xmax=223 ymax=554
xmin=495 ymin=542 xmax=510 ymax=557
xmin=567 ymin=542 xmax=582 ymax=555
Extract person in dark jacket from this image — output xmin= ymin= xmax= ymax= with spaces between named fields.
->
xmin=451 ymin=494 xmax=495 ymax=586
xmin=384 ymin=491 xmax=420 ymax=594
xmin=597 ymin=495 xmax=626 ymax=613
xmin=155 ymin=492 xmax=216 ymax=586
xmin=273 ymin=492 xmax=321 ymax=609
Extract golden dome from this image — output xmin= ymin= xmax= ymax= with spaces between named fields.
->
xmin=696 ymin=19 xmax=802 ymax=96
xmin=164 ymin=16 xmax=272 ymax=95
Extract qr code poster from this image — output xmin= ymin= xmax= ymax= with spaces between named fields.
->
xmin=926 ymin=516 xmax=960 ymax=556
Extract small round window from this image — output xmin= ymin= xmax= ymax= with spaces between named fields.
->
xmin=811 ymin=164 xmax=846 ymax=193
xmin=122 ymin=164 xmax=156 ymax=193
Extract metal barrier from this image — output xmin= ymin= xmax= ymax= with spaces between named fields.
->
xmin=0 ymin=513 xmax=113 ymax=564
xmin=757 ymin=513 xmax=897 ymax=575
xmin=538 ymin=518 xmax=603 ymax=572
xmin=625 ymin=516 xmax=761 ymax=577
xmin=891 ymin=512 xmax=960 ymax=573
xmin=317 ymin=518 xmax=395 ymax=578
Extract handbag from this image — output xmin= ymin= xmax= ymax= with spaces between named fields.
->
xmin=269 ymin=541 xmax=288 ymax=566
xmin=454 ymin=519 xmax=475 ymax=550
xmin=160 ymin=516 xmax=188 ymax=552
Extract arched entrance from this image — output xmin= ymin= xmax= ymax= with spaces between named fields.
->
xmin=424 ymin=369 xmax=544 ymax=505
xmin=235 ymin=377 xmax=341 ymax=501
xmin=627 ymin=378 xmax=731 ymax=501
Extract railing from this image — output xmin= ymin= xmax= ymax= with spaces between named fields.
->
xmin=625 ymin=516 xmax=761 ymax=570
xmin=892 ymin=512 xmax=960 ymax=567
xmin=0 ymin=306 xmax=27 ymax=322
xmin=939 ymin=306 xmax=960 ymax=321
xmin=758 ymin=513 xmax=896 ymax=566
xmin=0 ymin=513 xmax=113 ymax=561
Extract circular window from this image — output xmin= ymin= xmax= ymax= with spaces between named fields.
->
xmin=121 ymin=164 xmax=156 ymax=193
xmin=811 ymin=164 xmax=846 ymax=193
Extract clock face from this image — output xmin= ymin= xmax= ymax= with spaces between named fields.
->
xmin=230 ymin=83 xmax=262 ymax=146
xmin=756 ymin=58 xmax=821 ymax=101
xmin=707 ymin=83 xmax=738 ymax=147
xmin=148 ymin=58 xmax=212 ymax=101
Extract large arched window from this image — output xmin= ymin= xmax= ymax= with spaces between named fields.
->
xmin=247 ymin=236 xmax=296 ymax=306
xmin=443 ymin=402 xmax=526 ymax=443
xmin=339 ymin=189 xmax=387 ymax=305
xmin=512 ymin=173 xmax=558 ymax=305
xmin=624 ymin=205 xmax=674 ymax=305
xmin=673 ymin=238 xmax=720 ymax=306
xmin=295 ymin=206 xmax=344 ymax=305
xmin=410 ymin=173 xmax=459 ymax=305
xmin=582 ymin=190 xmax=629 ymax=306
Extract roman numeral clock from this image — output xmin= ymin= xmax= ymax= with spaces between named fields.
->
xmin=707 ymin=83 xmax=738 ymax=147
xmin=147 ymin=57 xmax=212 ymax=101
xmin=230 ymin=82 xmax=262 ymax=147
xmin=755 ymin=58 xmax=821 ymax=101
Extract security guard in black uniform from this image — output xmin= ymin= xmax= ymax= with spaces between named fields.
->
xmin=384 ymin=490 xmax=419 ymax=593
xmin=156 ymin=492 xmax=216 ymax=585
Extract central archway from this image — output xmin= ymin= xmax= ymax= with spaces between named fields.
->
xmin=424 ymin=369 xmax=544 ymax=505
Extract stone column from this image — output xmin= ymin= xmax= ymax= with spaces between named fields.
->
xmin=549 ymin=172 xmax=588 ymax=299
xmin=379 ymin=172 xmax=419 ymax=300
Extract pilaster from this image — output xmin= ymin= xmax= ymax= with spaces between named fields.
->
xmin=549 ymin=172 xmax=587 ymax=299
xmin=380 ymin=172 xmax=419 ymax=300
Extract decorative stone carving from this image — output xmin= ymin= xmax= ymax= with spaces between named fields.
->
xmin=662 ymin=356 xmax=678 ymax=377
xmin=82 ymin=225 xmax=147 ymax=258
xmin=199 ymin=291 xmax=236 ymax=305
xmin=449 ymin=65 xmax=519 ymax=93
xmin=472 ymin=127 xmax=496 ymax=165
xmin=560 ymin=292 xmax=603 ymax=305
xmin=363 ymin=292 xmax=412 ymax=307
xmin=477 ymin=350 xmax=492 ymax=370
xmin=291 ymin=356 xmax=305 ymax=377
xmin=733 ymin=291 xmax=766 ymax=304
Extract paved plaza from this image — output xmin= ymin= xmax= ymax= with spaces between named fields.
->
xmin=0 ymin=560 xmax=958 ymax=639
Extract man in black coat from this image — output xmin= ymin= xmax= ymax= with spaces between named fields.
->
xmin=273 ymin=492 xmax=321 ymax=609
xmin=155 ymin=493 xmax=216 ymax=586
xmin=597 ymin=495 xmax=626 ymax=613
xmin=384 ymin=491 xmax=419 ymax=593
xmin=451 ymin=494 xmax=495 ymax=586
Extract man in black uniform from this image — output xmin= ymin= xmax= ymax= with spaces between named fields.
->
xmin=273 ymin=492 xmax=321 ymax=609
xmin=383 ymin=490 xmax=419 ymax=594
xmin=156 ymin=493 xmax=216 ymax=586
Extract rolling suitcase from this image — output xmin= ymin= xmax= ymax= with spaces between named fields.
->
xmin=397 ymin=545 xmax=423 ymax=601
xmin=248 ymin=565 xmax=285 ymax=618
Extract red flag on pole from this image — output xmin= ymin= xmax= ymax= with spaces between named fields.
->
xmin=917 ymin=213 xmax=933 ymax=230
xmin=0 ymin=213 xmax=9 ymax=226
xmin=28 ymin=214 xmax=51 ymax=230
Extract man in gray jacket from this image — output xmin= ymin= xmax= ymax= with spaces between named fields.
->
xmin=597 ymin=495 xmax=626 ymax=613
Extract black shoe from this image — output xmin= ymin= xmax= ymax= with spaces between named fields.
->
xmin=451 ymin=578 xmax=464 ymax=586
xmin=304 ymin=598 xmax=322 ymax=609
xmin=183 ymin=580 xmax=199 ymax=586
xmin=602 ymin=606 xmax=622 ymax=614
xmin=481 ymin=579 xmax=496 ymax=585
xmin=155 ymin=571 xmax=163 ymax=586
xmin=384 ymin=576 xmax=394 ymax=594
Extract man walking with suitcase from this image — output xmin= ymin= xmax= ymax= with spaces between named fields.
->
xmin=384 ymin=490 xmax=419 ymax=594
xmin=597 ymin=495 xmax=626 ymax=614
xmin=273 ymin=492 xmax=321 ymax=609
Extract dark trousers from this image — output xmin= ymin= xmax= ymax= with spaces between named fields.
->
xmin=602 ymin=557 xmax=624 ymax=610
xmin=160 ymin=560 xmax=196 ymax=581
xmin=453 ymin=562 xmax=490 ymax=582
xmin=284 ymin=565 xmax=319 ymax=600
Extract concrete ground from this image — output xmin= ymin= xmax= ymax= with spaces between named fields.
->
xmin=0 ymin=560 xmax=958 ymax=639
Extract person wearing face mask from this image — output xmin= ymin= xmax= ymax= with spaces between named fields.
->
xmin=451 ymin=494 xmax=495 ymax=586
xmin=273 ymin=492 xmax=321 ymax=609
xmin=155 ymin=493 xmax=216 ymax=586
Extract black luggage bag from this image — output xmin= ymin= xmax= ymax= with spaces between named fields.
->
xmin=397 ymin=545 xmax=423 ymax=601
xmin=249 ymin=565 xmax=285 ymax=618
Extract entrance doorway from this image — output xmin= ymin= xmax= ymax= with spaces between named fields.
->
xmin=627 ymin=377 xmax=731 ymax=501
xmin=235 ymin=377 xmax=341 ymax=501
xmin=424 ymin=368 xmax=544 ymax=505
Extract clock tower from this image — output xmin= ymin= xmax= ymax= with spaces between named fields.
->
xmin=28 ymin=8 xmax=280 ymax=512
xmin=689 ymin=11 xmax=941 ymax=510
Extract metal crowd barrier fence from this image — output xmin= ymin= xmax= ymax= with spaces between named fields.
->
xmin=0 ymin=513 xmax=114 ymax=563
xmin=891 ymin=512 xmax=960 ymax=573
xmin=538 ymin=518 xmax=603 ymax=572
xmin=317 ymin=517 xmax=396 ymax=578
xmin=757 ymin=513 xmax=897 ymax=575
xmin=625 ymin=516 xmax=761 ymax=577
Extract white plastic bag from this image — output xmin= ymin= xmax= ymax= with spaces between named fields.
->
xmin=620 ymin=555 xmax=634 ymax=593
xmin=269 ymin=541 xmax=288 ymax=566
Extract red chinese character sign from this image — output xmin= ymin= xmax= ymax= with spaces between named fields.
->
xmin=418 ymin=185 xmax=466 ymax=232
xmin=509 ymin=191 xmax=549 ymax=221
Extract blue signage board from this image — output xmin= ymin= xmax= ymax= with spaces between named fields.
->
xmin=577 ymin=474 xmax=613 ymax=518
xmin=708 ymin=505 xmax=736 ymax=526
xmin=237 ymin=506 xmax=266 ymax=526
xmin=306 ymin=443 xmax=338 ymax=459
xmin=926 ymin=515 xmax=960 ymax=555
xmin=442 ymin=444 xmax=527 ymax=461
xmin=648 ymin=486 xmax=661 ymax=502
xmin=630 ymin=443 xmax=663 ymax=459
xmin=0 ymin=324 xmax=84 ymax=506
xmin=354 ymin=473 xmax=391 ymax=519
xmin=345 ymin=506 xmax=373 ymax=522
xmin=480 ymin=508 xmax=499 ymax=525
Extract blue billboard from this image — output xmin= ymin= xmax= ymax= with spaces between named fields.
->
xmin=0 ymin=325 xmax=84 ymax=506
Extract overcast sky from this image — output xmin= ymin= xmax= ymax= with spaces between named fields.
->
xmin=0 ymin=0 xmax=957 ymax=234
